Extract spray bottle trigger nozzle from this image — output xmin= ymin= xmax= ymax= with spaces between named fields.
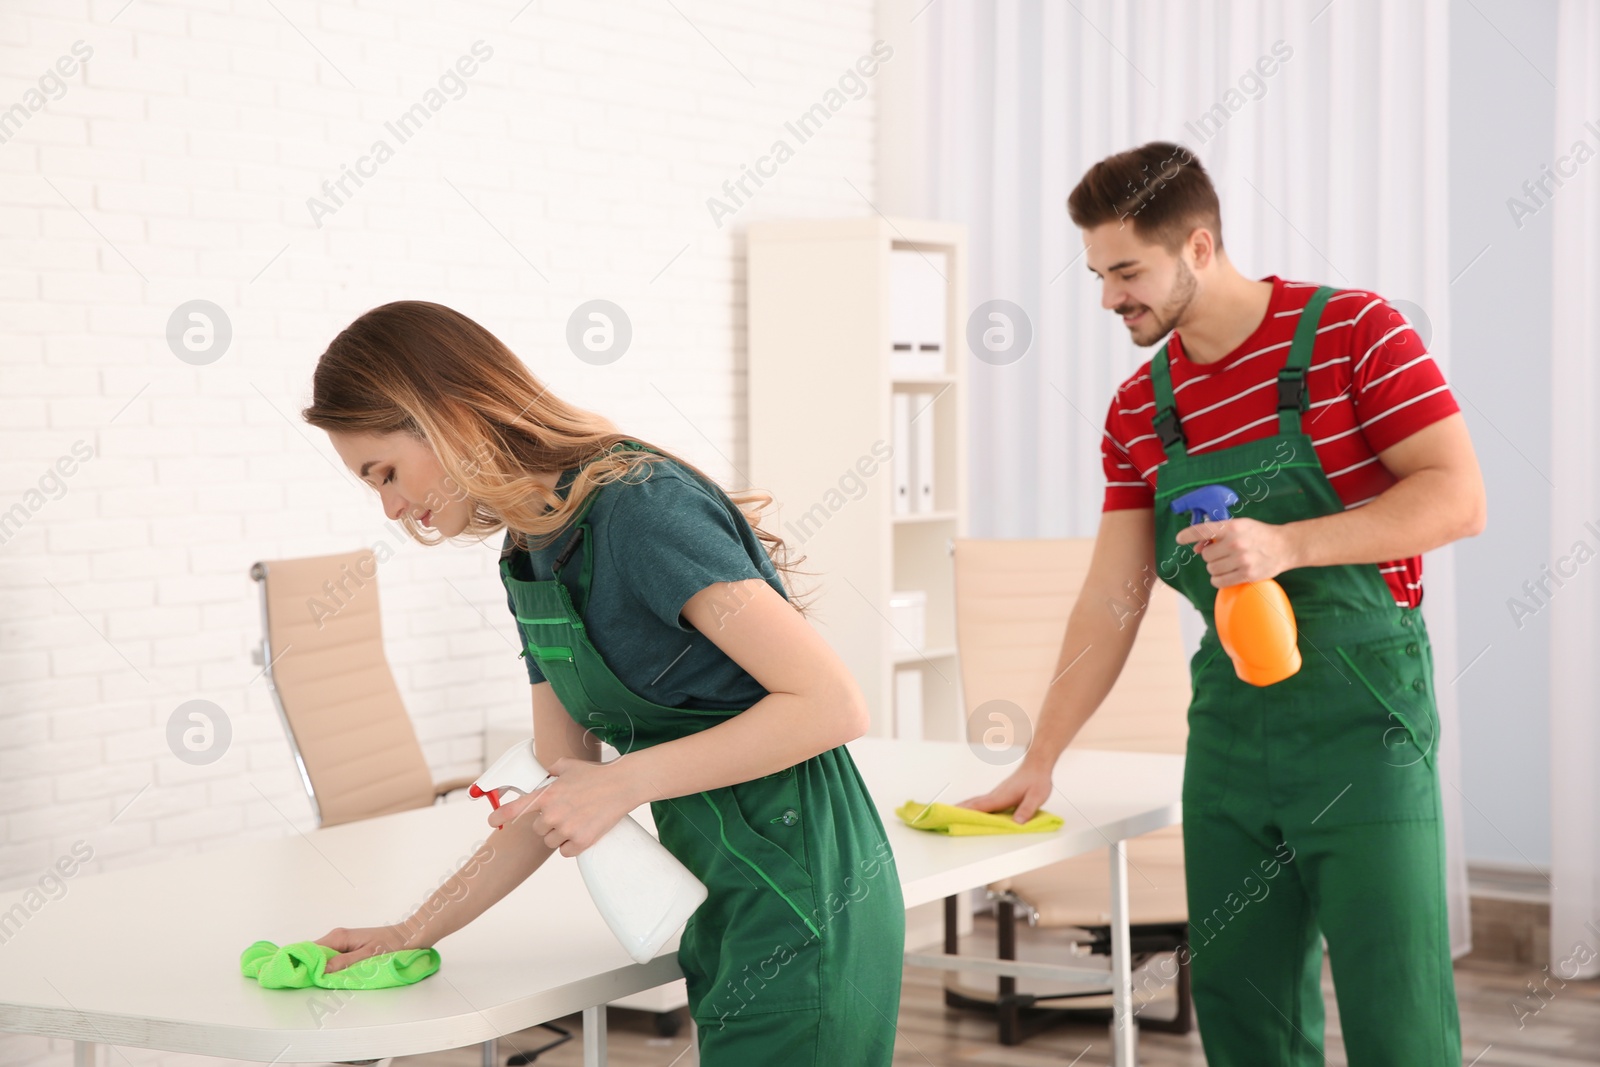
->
xmin=1170 ymin=484 xmax=1240 ymax=527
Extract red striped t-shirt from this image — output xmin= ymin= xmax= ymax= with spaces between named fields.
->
xmin=1100 ymin=276 xmax=1460 ymax=608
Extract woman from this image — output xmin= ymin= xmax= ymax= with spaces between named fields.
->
xmin=299 ymin=300 xmax=903 ymax=1064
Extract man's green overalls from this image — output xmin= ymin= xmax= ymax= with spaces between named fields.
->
xmin=499 ymin=444 xmax=904 ymax=1065
xmin=1149 ymin=287 xmax=1462 ymax=1064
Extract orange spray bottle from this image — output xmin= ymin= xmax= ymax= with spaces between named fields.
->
xmin=1171 ymin=484 xmax=1302 ymax=686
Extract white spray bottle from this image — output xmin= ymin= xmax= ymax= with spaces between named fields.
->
xmin=470 ymin=739 xmax=708 ymax=964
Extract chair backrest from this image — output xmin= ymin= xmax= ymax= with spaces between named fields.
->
xmin=952 ymin=538 xmax=1189 ymax=754
xmin=250 ymin=550 xmax=437 ymax=827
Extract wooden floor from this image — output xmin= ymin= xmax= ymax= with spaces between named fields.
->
xmin=394 ymin=919 xmax=1600 ymax=1066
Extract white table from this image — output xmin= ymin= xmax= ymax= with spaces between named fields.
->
xmin=0 ymin=739 xmax=1181 ymax=1066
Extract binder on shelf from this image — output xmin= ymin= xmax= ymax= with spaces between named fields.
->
xmin=894 ymin=667 xmax=924 ymax=741
xmin=913 ymin=391 xmax=936 ymax=513
xmin=890 ymin=250 xmax=947 ymax=378
xmin=892 ymin=391 xmax=913 ymax=516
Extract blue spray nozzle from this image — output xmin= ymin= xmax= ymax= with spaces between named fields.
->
xmin=1170 ymin=484 xmax=1239 ymax=526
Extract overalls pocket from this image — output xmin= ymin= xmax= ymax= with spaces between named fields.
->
xmin=736 ymin=768 xmax=811 ymax=874
xmin=661 ymin=786 xmax=826 ymax=1023
xmin=1335 ymin=636 xmax=1438 ymax=772
xmin=704 ymin=781 xmax=819 ymax=914
xmin=653 ymin=786 xmax=822 ymax=930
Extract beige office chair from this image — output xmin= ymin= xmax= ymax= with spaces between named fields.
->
xmin=250 ymin=550 xmax=478 ymax=828
xmin=949 ymin=537 xmax=1193 ymax=1044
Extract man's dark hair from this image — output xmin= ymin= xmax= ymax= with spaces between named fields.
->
xmin=1067 ymin=141 xmax=1223 ymax=253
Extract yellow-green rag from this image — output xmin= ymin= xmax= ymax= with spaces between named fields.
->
xmin=896 ymin=799 xmax=1064 ymax=836
xmin=240 ymin=940 xmax=440 ymax=990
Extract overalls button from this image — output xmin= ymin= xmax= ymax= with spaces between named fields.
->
xmin=1400 ymin=615 xmax=1412 ymax=628
xmin=1412 ymin=678 xmax=1426 ymax=693
xmin=774 ymin=808 xmax=800 ymax=826
xmin=1406 ymin=643 xmax=1420 ymax=657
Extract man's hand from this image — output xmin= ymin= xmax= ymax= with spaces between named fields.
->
xmin=957 ymin=760 xmax=1057 ymax=824
xmin=316 ymin=923 xmax=417 ymax=974
xmin=489 ymin=757 xmax=644 ymax=857
xmin=1175 ymin=516 xmax=1298 ymax=587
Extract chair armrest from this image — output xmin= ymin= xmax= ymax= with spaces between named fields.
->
xmin=433 ymin=774 xmax=480 ymax=799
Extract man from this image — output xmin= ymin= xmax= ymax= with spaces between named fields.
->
xmin=964 ymin=141 xmax=1484 ymax=1064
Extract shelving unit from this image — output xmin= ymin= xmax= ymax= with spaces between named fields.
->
xmin=747 ymin=217 xmax=969 ymax=740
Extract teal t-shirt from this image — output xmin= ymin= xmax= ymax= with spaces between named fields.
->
xmin=500 ymin=456 xmax=786 ymax=710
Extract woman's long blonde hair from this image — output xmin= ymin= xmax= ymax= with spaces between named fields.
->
xmin=301 ymin=300 xmax=808 ymax=609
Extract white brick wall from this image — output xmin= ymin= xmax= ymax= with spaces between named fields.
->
xmin=0 ymin=0 xmax=878 ymax=1062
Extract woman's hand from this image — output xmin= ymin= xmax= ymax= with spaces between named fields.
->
xmin=316 ymin=923 xmax=419 ymax=974
xmin=1175 ymin=516 xmax=1299 ymax=587
xmin=488 ymin=757 xmax=643 ymax=857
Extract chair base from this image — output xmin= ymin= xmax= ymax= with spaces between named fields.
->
xmin=503 ymin=1021 xmax=573 ymax=1065
xmin=939 ymin=895 xmax=1193 ymax=1046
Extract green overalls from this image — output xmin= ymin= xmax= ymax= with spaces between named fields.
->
xmin=1149 ymin=288 xmax=1462 ymax=1064
xmin=499 ymin=443 xmax=904 ymax=1065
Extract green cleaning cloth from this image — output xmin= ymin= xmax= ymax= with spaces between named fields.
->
xmin=896 ymin=799 xmax=1064 ymax=836
xmin=240 ymin=940 xmax=441 ymax=990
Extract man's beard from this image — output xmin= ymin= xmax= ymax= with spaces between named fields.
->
xmin=1120 ymin=260 xmax=1197 ymax=347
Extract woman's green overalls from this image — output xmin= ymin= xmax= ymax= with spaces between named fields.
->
xmin=1149 ymin=288 xmax=1462 ymax=1064
xmin=499 ymin=445 xmax=904 ymax=1065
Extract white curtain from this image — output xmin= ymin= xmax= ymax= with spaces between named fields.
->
xmin=915 ymin=0 xmax=1471 ymax=955
xmin=1549 ymin=0 xmax=1600 ymax=979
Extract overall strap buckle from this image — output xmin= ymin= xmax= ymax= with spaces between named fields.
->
xmin=1276 ymin=285 xmax=1334 ymax=436
xmin=1146 ymin=342 xmax=1187 ymax=457
xmin=1152 ymin=407 xmax=1185 ymax=450
xmin=1276 ymin=369 xmax=1308 ymax=413
xmin=552 ymin=526 xmax=586 ymax=573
